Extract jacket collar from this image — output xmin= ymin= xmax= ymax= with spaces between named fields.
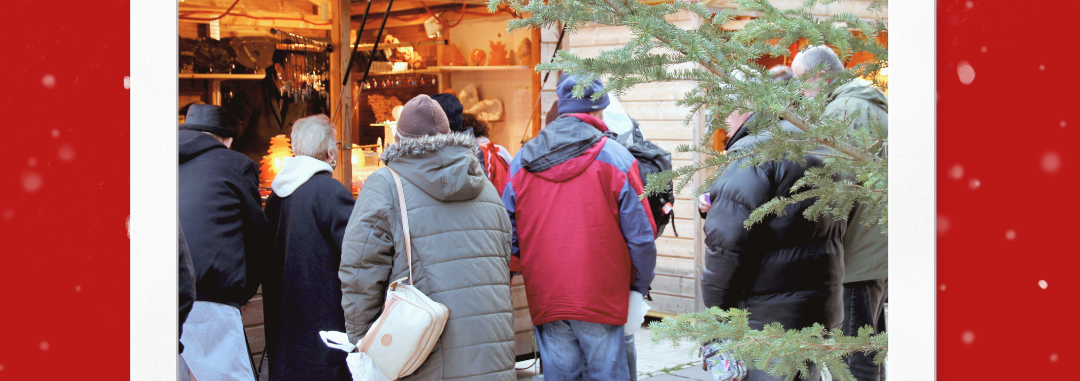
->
xmin=566 ymin=113 xmax=609 ymax=133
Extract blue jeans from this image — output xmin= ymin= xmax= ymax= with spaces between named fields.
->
xmin=626 ymin=334 xmax=637 ymax=381
xmin=841 ymin=279 xmax=887 ymax=381
xmin=535 ymin=320 xmax=629 ymax=381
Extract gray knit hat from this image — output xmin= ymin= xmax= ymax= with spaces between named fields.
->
xmin=396 ymin=94 xmax=451 ymax=138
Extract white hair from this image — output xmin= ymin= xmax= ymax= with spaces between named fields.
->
xmin=793 ymin=45 xmax=844 ymax=75
xmin=290 ymin=114 xmax=337 ymax=160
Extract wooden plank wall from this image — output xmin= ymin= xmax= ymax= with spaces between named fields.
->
xmin=541 ymin=11 xmax=705 ymax=316
xmin=510 ymin=274 xmax=536 ymax=357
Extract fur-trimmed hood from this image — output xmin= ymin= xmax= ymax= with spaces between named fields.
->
xmin=380 ymin=132 xmax=481 ymax=163
xmin=382 ymin=132 xmax=489 ymax=201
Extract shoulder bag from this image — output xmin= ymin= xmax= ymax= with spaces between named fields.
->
xmin=357 ymin=168 xmax=450 ymax=380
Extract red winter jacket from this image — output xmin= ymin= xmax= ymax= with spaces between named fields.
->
xmin=501 ymin=114 xmax=657 ymax=326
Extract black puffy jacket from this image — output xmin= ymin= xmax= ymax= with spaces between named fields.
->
xmin=701 ymin=116 xmax=846 ymax=334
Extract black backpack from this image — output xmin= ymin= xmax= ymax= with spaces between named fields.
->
xmin=613 ymin=120 xmax=677 ymax=238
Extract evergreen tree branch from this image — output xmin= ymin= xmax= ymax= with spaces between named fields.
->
xmin=649 ymin=308 xmax=887 ymax=381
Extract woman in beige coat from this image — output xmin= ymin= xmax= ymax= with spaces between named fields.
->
xmin=339 ymin=94 xmax=516 ymax=380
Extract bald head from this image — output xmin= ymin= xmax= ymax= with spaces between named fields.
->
xmin=792 ymin=45 xmax=844 ymax=97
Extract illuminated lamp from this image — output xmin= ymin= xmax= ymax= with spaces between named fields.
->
xmin=259 ymin=134 xmax=294 ymax=188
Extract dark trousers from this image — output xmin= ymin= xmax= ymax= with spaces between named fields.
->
xmin=841 ymin=279 xmax=888 ymax=381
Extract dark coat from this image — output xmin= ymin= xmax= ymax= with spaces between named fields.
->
xmin=702 ymin=116 xmax=846 ymax=330
xmin=179 ymin=130 xmax=271 ymax=308
xmin=179 ymin=223 xmax=196 ymax=354
xmin=263 ymin=170 xmax=355 ymax=381
xmin=225 ymin=75 xmax=310 ymax=165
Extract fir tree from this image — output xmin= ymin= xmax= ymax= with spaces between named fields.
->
xmin=489 ymin=0 xmax=889 ymax=378
xmin=491 ymin=0 xmax=888 ymax=231
xmin=648 ymin=307 xmax=887 ymax=381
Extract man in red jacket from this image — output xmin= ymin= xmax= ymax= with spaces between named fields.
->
xmin=502 ymin=75 xmax=657 ymax=380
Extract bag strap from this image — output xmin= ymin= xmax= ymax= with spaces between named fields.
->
xmin=387 ymin=168 xmax=414 ymax=284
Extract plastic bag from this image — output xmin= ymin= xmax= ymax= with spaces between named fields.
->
xmin=345 ymin=352 xmax=392 ymax=381
xmin=320 ymin=331 xmax=392 ymax=381
xmin=624 ymin=291 xmax=651 ymax=336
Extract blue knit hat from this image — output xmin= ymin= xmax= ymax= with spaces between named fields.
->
xmin=557 ymin=74 xmax=610 ymax=114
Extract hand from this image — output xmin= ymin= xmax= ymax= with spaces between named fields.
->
xmin=697 ymin=194 xmax=712 ymax=214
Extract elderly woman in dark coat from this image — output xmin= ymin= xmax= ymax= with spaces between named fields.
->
xmin=263 ymin=114 xmax=355 ymax=381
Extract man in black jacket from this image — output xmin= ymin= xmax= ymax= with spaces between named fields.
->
xmin=701 ymin=111 xmax=846 ymax=381
xmin=178 ymin=104 xmax=270 ymax=380
xmin=225 ymin=50 xmax=312 ymax=165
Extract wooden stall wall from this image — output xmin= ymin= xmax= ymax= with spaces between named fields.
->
xmin=541 ymin=11 xmax=707 ymax=316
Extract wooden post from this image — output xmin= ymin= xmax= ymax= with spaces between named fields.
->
xmin=210 ymin=79 xmax=222 ymax=106
xmin=690 ymin=12 xmax=708 ymax=313
xmin=331 ymin=0 xmax=353 ymax=188
xmin=530 ymin=27 xmax=542 ymax=141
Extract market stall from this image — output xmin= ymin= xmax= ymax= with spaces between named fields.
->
xmin=178 ymin=0 xmax=543 ymax=365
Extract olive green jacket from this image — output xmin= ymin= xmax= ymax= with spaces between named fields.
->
xmin=825 ymin=78 xmax=889 ymax=283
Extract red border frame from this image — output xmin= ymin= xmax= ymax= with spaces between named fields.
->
xmin=0 ymin=1 xmax=130 ymax=378
xmin=937 ymin=0 xmax=1078 ymax=377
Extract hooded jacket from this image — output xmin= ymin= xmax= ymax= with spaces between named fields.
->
xmin=178 ymin=130 xmax=270 ymax=309
xmin=502 ymin=114 xmax=657 ymax=327
xmin=339 ymin=133 xmax=516 ymax=381
xmin=824 ymin=78 xmax=889 ymax=283
xmin=702 ymin=117 xmax=846 ymax=334
xmin=264 ymin=155 xmax=355 ymax=381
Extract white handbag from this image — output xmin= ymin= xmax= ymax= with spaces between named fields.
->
xmin=358 ymin=168 xmax=450 ymax=380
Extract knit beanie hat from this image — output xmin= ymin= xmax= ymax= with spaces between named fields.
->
xmin=557 ymin=74 xmax=610 ymax=114
xmin=430 ymin=93 xmax=464 ymax=132
xmin=396 ymin=94 xmax=451 ymax=138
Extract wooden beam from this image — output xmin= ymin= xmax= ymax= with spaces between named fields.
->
xmin=208 ymin=24 xmax=329 ymax=39
xmin=179 ymin=9 xmax=333 ymax=30
xmin=351 ymin=0 xmax=428 ymax=16
xmin=331 ymin=0 xmax=354 ymax=187
xmin=702 ymin=0 xmax=887 ymax=20
xmin=350 ymin=5 xmax=494 ymax=30
xmin=179 ymin=0 xmax=319 ymax=14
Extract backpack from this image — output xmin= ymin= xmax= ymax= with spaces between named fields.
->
xmin=480 ymin=141 xmax=511 ymax=198
xmin=478 ymin=140 xmax=522 ymax=272
xmin=614 ymin=120 xmax=677 ymax=238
